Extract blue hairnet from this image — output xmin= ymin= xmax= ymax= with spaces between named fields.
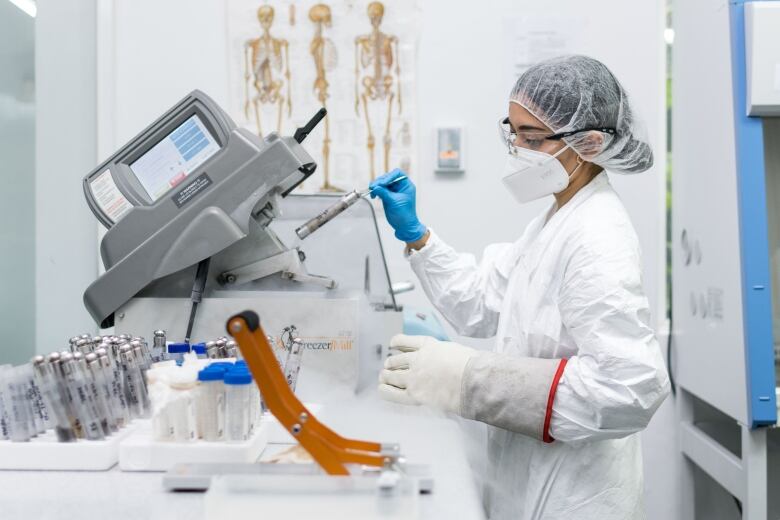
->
xmin=510 ymin=55 xmax=653 ymax=174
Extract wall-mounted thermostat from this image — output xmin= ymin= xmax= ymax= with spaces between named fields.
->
xmin=435 ymin=127 xmax=464 ymax=174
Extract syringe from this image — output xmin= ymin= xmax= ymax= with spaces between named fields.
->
xmin=294 ymin=175 xmax=407 ymax=240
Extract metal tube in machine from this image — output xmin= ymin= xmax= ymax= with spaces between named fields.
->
xmin=295 ymin=190 xmax=363 ymax=240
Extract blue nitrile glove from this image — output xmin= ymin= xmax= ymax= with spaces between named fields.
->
xmin=369 ymin=169 xmax=427 ymax=243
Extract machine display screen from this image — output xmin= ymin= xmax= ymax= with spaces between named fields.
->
xmin=130 ymin=114 xmax=220 ymax=202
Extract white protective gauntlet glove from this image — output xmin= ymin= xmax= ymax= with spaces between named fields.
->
xmin=378 ymin=334 xmax=478 ymax=415
xmin=378 ymin=334 xmax=567 ymax=441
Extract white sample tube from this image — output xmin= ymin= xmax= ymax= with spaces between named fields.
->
xmin=152 ymin=402 xmax=173 ymax=442
xmin=196 ymin=368 xmax=225 ymax=441
xmin=168 ymin=370 xmax=198 ymax=442
xmin=169 ymin=393 xmax=196 ymax=442
xmin=224 ymin=370 xmax=252 ymax=442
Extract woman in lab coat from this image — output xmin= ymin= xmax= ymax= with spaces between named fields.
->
xmin=371 ymin=55 xmax=670 ymax=520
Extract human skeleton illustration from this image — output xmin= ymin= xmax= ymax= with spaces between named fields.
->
xmin=244 ymin=5 xmax=292 ymax=136
xmin=354 ymin=1 xmax=402 ymax=180
xmin=309 ymin=3 xmax=340 ymax=191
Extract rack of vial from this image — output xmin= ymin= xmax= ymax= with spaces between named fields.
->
xmin=118 ymin=357 xmax=269 ymax=471
xmin=147 ymin=359 xmax=262 ymax=443
xmin=0 ymin=332 xmax=157 ymax=470
xmin=0 ymin=332 xmax=154 ymax=444
xmin=151 ymin=319 xmax=307 ymax=442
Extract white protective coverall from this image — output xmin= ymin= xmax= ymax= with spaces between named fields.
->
xmin=407 ymin=172 xmax=670 ymax=519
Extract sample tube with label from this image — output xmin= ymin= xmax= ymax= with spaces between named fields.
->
xmin=168 ymin=370 xmax=198 ymax=442
xmin=85 ymin=352 xmax=118 ymax=433
xmin=197 ymin=368 xmax=225 ymax=441
xmin=119 ymin=344 xmax=146 ymax=419
xmin=73 ymin=352 xmax=111 ymax=436
xmin=48 ymin=352 xmax=83 ymax=438
xmin=2 ymin=365 xmax=32 ymax=442
xmin=224 ymin=369 xmax=252 ymax=442
xmin=96 ymin=347 xmax=130 ymax=428
xmin=59 ymin=353 xmax=105 ymax=441
xmin=32 ymin=355 xmax=76 ymax=441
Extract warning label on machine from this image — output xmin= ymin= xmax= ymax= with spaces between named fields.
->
xmin=90 ymin=169 xmax=133 ymax=224
xmin=171 ymin=173 xmax=212 ymax=208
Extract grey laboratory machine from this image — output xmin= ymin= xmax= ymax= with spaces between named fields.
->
xmin=82 ymin=90 xmax=403 ymax=396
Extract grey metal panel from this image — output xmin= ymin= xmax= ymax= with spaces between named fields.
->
xmin=680 ymin=422 xmax=744 ymax=500
xmin=672 ymin=0 xmax=749 ymax=424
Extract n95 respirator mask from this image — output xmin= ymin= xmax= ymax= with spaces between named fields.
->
xmin=501 ymin=145 xmax=575 ymax=204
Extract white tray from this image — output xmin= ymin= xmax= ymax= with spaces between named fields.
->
xmin=119 ymin=421 xmax=269 ymax=472
xmin=0 ymin=424 xmax=136 ymax=471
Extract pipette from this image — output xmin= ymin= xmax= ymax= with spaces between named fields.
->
xmin=294 ymin=175 xmax=408 ymax=240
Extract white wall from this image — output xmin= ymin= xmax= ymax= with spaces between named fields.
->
xmin=35 ymin=0 xmax=99 ymax=349
xmin=0 ymin=1 xmax=36 ymax=365
xmin=88 ymin=0 xmax=673 ymax=517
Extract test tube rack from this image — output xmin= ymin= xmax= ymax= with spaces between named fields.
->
xmin=118 ymin=420 xmax=269 ymax=472
xmin=0 ymin=423 xmax=136 ymax=471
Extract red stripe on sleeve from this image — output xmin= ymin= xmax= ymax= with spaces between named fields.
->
xmin=542 ymin=358 xmax=568 ymax=443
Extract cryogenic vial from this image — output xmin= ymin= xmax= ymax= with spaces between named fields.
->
xmin=59 ymin=353 xmax=104 ymax=440
xmin=167 ymin=343 xmax=191 ymax=364
xmin=224 ymin=369 xmax=252 ymax=442
xmin=2 ymin=365 xmax=33 ymax=442
xmin=205 ymin=341 xmax=219 ymax=359
xmin=32 ymin=355 xmax=76 ymax=441
xmin=91 ymin=336 xmax=104 ymax=350
xmin=75 ymin=352 xmax=111 ymax=436
xmin=85 ymin=352 xmax=118 ymax=433
xmin=152 ymin=330 xmax=168 ymax=362
xmin=21 ymin=362 xmax=47 ymax=434
xmin=130 ymin=339 xmax=153 ymax=372
xmin=191 ymin=343 xmax=207 ymax=359
xmin=130 ymin=341 xmax=152 ymax=413
xmin=119 ymin=345 xmax=148 ymax=419
xmin=75 ymin=339 xmax=92 ymax=356
xmin=235 ymin=360 xmax=262 ymax=428
xmin=225 ymin=340 xmax=240 ymax=359
xmin=197 ymin=368 xmax=225 ymax=441
xmin=95 ymin=347 xmax=130 ymax=428
xmin=216 ymin=339 xmax=228 ymax=358
xmin=47 ymin=352 xmax=83 ymax=438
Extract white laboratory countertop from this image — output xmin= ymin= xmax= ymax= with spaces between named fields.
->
xmin=0 ymin=395 xmax=485 ymax=520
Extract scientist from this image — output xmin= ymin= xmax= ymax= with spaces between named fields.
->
xmin=371 ymin=55 xmax=670 ymax=520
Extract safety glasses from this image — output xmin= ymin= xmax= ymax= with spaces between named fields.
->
xmin=498 ymin=117 xmax=616 ymax=152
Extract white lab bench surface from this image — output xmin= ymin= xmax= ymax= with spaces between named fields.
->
xmin=0 ymin=395 xmax=485 ymax=520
